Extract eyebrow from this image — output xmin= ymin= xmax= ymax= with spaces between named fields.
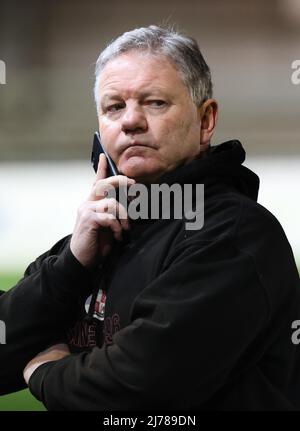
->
xmin=100 ymin=94 xmax=123 ymax=105
xmin=100 ymin=88 xmax=168 ymax=105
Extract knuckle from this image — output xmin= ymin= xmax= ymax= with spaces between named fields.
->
xmin=78 ymin=200 xmax=92 ymax=213
xmin=80 ymin=210 xmax=91 ymax=224
xmin=95 ymin=180 xmax=116 ymax=197
xmin=107 ymin=213 xmax=116 ymax=221
xmin=99 ymin=212 xmax=114 ymax=222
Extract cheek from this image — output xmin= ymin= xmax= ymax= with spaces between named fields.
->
xmin=99 ymin=119 xmax=112 ymax=138
xmin=99 ymin=122 xmax=119 ymax=151
xmin=155 ymin=116 xmax=196 ymax=153
xmin=152 ymin=115 xmax=181 ymax=142
xmin=173 ymin=112 xmax=201 ymax=151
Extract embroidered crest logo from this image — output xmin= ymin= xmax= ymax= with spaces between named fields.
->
xmin=85 ymin=290 xmax=106 ymax=321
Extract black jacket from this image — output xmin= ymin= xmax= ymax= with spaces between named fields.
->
xmin=1 ymin=140 xmax=299 ymax=410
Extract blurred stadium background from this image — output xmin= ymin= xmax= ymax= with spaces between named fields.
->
xmin=0 ymin=0 xmax=299 ymax=410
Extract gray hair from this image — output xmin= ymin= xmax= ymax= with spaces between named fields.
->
xmin=94 ymin=25 xmax=213 ymax=110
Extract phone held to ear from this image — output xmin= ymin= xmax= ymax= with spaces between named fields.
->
xmin=91 ymin=131 xmax=125 ymax=207
xmin=91 ymin=132 xmax=130 ymax=244
xmin=91 ymin=131 xmax=119 ymax=176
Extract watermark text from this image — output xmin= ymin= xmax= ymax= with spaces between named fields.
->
xmin=291 ymin=60 xmax=300 ymax=85
xmin=96 ymin=181 xmax=205 ymax=230
xmin=0 ymin=320 xmax=6 ymax=344
xmin=0 ymin=60 xmax=6 ymax=84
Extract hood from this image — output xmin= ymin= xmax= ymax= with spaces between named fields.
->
xmin=157 ymin=140 xmax=260 ymax=202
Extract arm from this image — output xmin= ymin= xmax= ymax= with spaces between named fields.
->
xmin=0 ymin=235 xmax=93 ymax=394
xmin=0 ymin=154 xmax=132 ymax=395
xmin=27 ymin=236 xmax=269 ymax=410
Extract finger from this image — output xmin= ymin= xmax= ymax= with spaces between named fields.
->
xmin=104 ymin=175 xmax=136 ymax=187
xmin=96 ymin=153 xmax=108 ymax=181
xmin=93 ymin=212 xmax=123 ymax=241
xmin=88 ymin=154 xmax=109 ymax=201
xmin=112 ymin=199 xmax=130 ymax=230
xmin=94 ymin=175 xmax=136 ymax=198
xmin=103 ymin=198 xmax=129 ymax=229
xmin=92 ymin=199 xmax=130 ymax=230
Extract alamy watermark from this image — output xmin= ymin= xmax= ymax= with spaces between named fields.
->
xmin=291 ymin=60 xmax=300 ymax=85
xmin=291 ymin=320 xmax=300 ymax=345
xmin=0 ymin=60 xmax=6 ymax=84
xmin=0 ymin=320 xmax=6 ymax=344
xmin=96 ymin=181 xmax=204 ymax=230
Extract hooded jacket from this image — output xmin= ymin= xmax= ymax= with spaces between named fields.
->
xmin=0 ymin=140 xmax=299 ymax=410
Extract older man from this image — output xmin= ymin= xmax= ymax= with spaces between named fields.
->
xmin=1 ymin=25 xmax=300 ymax=410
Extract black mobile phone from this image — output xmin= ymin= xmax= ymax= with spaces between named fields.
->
xmin=91 ymin=131 xmax=119 ymax=176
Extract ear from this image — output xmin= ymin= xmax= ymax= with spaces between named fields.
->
xmin=199 ymin=99 xmax=218 ymax=150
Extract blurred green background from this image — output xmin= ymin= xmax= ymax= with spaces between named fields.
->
xmin=0 ymin=274 xmax=45 ymax=411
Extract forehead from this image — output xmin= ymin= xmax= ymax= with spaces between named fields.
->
xmin=98 ymin=52 xmax=188 ymax=98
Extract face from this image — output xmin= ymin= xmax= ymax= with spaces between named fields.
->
xmin=97 ymin=52 xmax=212 ymax=183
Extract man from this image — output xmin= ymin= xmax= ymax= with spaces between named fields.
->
xmin=1 ymin=25 xmax=300 ymax=410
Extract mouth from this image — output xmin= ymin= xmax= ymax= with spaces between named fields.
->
xmin=125 ymin=141 xmax=150 ymax=149
xmin=123 ymin=144 xmax=153 ymax=156
xmin=121 ymin=141 xmax=156 ymax=154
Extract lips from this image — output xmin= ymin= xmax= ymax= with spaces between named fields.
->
xmin=122 ymin=141 xmax=153 ymax=152
xmin=123 ymin=144 xmax=152 ymax=156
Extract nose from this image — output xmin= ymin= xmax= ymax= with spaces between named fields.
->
xmin=121 ymin=103 xmax=148 ymax=135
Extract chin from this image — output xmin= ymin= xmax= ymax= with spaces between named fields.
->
xmin=120 ymin=158 xmax=161 ymax=183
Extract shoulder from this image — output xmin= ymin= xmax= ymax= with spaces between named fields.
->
xmin=185 ymin=185 xmax=288 ymax=246
xmin=176 ymin=187 xmax=297 ymax=280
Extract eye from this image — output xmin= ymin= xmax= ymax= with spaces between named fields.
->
xmin=106 ymin=102 xmax=125 ymax=112
xmin=146 ymin=100 xmax=166 ymax=107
